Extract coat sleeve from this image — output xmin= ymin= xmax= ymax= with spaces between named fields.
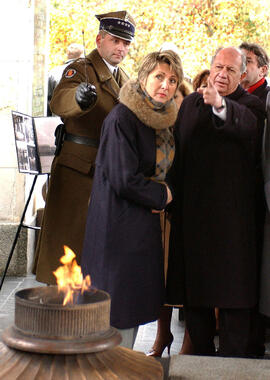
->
xmin=50 ymin=60 xmax=97 ymax=118
xmin=213 ymin=96 xmax=265 ymax=141
xmin=96 ymin=112 xmax=168 ymax=210
xmin=263 ymin=92 xmax=270 ymax=211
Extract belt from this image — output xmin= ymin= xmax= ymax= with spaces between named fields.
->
xmin=65 ymin=133 xmax=99 ymax=148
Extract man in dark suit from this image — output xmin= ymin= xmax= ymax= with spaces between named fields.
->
xmin=34 ymin=11 xmax=136 ymax=285
xmin=239 ymin=42 xmax=270 ymax=357
xmin=240 ymin=42 xmax=269 ymax=107
xmin=166 ymin=47 xmax=265 ymax=357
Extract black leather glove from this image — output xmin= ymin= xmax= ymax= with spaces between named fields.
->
xmin=75 ymin=82 xmax=97 ymax=110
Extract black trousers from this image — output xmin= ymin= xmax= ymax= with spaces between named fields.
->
xmin=247 ymin=306 xmax=265 ymax=357
xmin=184 ymin=306 xmax=257 ymax=357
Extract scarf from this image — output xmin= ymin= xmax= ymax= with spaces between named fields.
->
xmin=119 ymin=79 xmax=178 ymax=181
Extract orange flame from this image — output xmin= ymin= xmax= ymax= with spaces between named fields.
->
xmin=53 ymin=245 xmax=91 ymax=306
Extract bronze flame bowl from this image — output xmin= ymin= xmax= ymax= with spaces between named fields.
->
xmin=0 ymin=286 xmax=163 ymax=379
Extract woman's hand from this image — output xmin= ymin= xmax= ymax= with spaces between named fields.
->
xmin=151 ymin=185 xmax=172 ymax=213
xmin=166 ymin=185 xmax=173 ymax=205
xmin=152 ymin=209 xmax=164 ymax=214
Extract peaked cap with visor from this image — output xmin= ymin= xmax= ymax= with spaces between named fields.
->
xmin=95 ymin=10 xmax=136 ymax=42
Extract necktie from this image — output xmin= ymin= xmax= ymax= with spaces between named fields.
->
xmin=113 ymin=68 xmax=120 ymax=85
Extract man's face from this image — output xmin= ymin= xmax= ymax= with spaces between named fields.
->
xmin=209 ymin=48 xmax=244 ymax=96
xmin=240 ymin=49 xmax=266 ymax=89
xmin=96 ymin=33 xmax=130 ymax=66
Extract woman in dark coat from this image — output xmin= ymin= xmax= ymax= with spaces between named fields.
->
xmin=81 ymin=50 xmax=183 ymax=347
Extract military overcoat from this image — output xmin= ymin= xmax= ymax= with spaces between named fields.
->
xmin=34 ymin=49 xmax=128 ymax=284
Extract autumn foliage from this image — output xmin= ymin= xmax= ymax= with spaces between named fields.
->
xmin=49 ymin=0 xmax=270 ymax=80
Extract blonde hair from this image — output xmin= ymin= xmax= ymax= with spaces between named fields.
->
xmin=138 ymin=50 xmax=183 ymax=88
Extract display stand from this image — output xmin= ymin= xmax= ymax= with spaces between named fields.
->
xmin=0 ymin=111 xmax=60 ymax=291
xmin=0 ymin=174 xmax=48 ymax=290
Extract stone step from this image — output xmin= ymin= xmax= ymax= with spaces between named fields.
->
xmin=168 ymin=354 xmax=270 ymax=379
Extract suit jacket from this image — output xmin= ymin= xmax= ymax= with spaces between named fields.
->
xmin=252 ymin=80 xmax=270 ymax=109
xmin=260 ymin=89 xmax=270 ymax=316
xmin=262 ymin=91 xmax=270 ymax=207
xmin=166 ymin=86 xmax=265 ymax=308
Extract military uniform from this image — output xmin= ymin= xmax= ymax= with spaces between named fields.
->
xmin=34 ymin=12 xmax=134 ymax=284
xmin=47 ymin=58 xmax=79 ymax=116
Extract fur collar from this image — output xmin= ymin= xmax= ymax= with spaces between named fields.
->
xmin=119 ymin=79 xmax=178 ymax=130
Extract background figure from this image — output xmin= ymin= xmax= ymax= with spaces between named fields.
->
xmin=148 ymin=79 xmax=194 ymax=358
xmin=240 ymin=42 xmax=269 ymax=105
xmin=47 ymin=43 xmax=84 ymax=116
xmin=240 ymin=42 xmax=269 ymax=357
xmin=192 ymin=69 xmax=210 ymax=92
xmin=81 ymin=50 xmax=183 ymax=348
xmin=174 ymin=80 xmax=193 ymax=109
xmin=237 ymin=43 xmax=270 ymax=352
xmin=261 ymin=85 xmax=270 ymax=320
xmin=166 ymin=47 xmax=265 ymax=357
xmin=34 ymin=11 xmax=136 ymax=285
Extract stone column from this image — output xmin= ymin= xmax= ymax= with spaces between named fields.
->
xmin=0 ymin=0 xmax=49 ymax=276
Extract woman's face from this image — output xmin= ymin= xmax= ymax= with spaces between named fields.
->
xmin=143 ymin=63 xmax=178 ymax=103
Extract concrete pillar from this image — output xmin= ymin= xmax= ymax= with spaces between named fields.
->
xmin=0 ymin=0 xmax=49 ymax=276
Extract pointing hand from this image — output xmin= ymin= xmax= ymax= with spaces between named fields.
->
xmin=75 ymin=82 xmax=97 ymax=110
xmin=201 ymin=78 xmax=223 ymax=109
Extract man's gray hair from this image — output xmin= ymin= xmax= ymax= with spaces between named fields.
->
xmin=211 ymin=47 xmax=246 ymax=74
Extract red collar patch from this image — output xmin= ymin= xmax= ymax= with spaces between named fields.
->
xmin=64 ymin=68 xmax=77 ymax=78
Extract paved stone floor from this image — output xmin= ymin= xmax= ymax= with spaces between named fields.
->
xmin=0 ymin=275 xmax=43 ymax=335
xmin=0 ymin=275 xmax=270 ymax=380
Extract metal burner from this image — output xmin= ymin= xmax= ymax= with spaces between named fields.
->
xmin=0 ymin=286 xmax=163 ymax=379
xmin=3 ymin=286 xmax=120 ymax=354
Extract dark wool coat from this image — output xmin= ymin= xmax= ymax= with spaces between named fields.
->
xmin=260 ymin=86 xmax=270 ymax=317
xmin=34 ymin=49 xmax=128 ymax=285
xmin=252 ymin=80 xmax=270 ymax=108
xmin=81 ymin=80 xmax=178 ymax=329
xmin=166 ymin=86 xmax=265 ymax=309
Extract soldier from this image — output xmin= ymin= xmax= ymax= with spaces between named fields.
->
xmin=34 ymin=11 xmax=136 ymax=285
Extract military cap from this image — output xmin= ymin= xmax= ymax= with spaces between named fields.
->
xmin=95 ymin=10 xmax=136 ymax=42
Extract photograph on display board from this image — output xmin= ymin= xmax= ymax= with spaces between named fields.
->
xmin=34 ymin=116 xmax=61 ymax=173
xmin=12 ymin=111 xmax=61 ymax=174
xmin=12 ymin=111 xmax=40 ymax=174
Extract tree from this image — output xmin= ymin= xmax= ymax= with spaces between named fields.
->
xmin=49 ymin=0 xmax=270 ymax=80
